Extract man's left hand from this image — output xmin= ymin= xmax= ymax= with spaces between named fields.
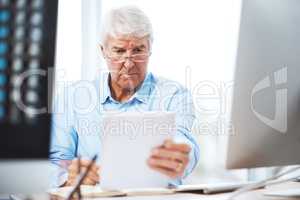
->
xmin=147 ymin=139 xmax=191 ymax=179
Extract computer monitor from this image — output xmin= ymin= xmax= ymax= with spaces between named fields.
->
xmin=227 ymin=0 xmax=300 ymax=169
xmin=0 ymin=0 xmax=58 ymax=194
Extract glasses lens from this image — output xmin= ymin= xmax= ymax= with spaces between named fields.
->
xmin=108 ymin=53 xmax=150 ymax=63
xmin=131 ymin=54 xmax=149 ymax=62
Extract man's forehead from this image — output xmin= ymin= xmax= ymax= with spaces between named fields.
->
xmin=106 ymin=36 xmax=148 ymax=48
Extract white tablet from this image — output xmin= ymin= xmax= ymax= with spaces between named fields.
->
xmin=100 ymin=111 xmax=176 ymax=190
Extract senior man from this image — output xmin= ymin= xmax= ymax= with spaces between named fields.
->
xmin=50 ymin=6 xmax=199 ymax=187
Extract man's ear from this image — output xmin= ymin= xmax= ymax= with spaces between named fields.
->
xmin=99 ymin=44 xmax=105 ymax=58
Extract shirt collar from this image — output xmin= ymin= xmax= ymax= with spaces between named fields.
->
xmin=98 ymin=72 xmax=112 ymax=104
xmin=131 ymin=72 xmax=155 ymax=103
xmin=99 ymin=72 xmax=156 ymax=104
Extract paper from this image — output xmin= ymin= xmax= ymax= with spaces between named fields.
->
xmin=47 ymin=181 xmax=251 ymax=199
xmin=100 ymin=111 xmax=176 ymax=190
xmin=47 ymin=185 xmax=124 ymax=198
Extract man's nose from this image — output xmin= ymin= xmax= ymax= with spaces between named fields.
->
xmin=123 ymin=57 xmax=135 ymax=69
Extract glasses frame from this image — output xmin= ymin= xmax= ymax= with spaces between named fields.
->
xmin=105 ymin=51 xmax=152 ymax=63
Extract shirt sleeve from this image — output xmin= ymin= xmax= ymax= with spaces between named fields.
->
xmin=49 ymin=88 xmax=78 ymax=187
xmin=167 ymin=88 xmax=200 ymax=185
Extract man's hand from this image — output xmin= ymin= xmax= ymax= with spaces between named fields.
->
xmin=64 ymin=159 xmax=100 ymax=186
xmin=147 ymin=139 xmax=191 ymax=179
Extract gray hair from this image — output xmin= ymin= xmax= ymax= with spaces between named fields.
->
xmin=100 ymin=6 xmax=153 ymax=47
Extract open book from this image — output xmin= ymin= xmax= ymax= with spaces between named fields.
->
xmin=48 ymin=182 xmax=258 ymax=198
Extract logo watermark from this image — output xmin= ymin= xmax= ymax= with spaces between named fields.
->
xmin=9 ymin=66 xmax=289 ymax=136
xmin=251 ymin=67 xmax=287 ymax=133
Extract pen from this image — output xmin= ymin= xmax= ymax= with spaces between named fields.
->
xmin=67 ymin=154 xmax=98 ymax=200
xmin=77 ymin=156 xmax=82 ymax=199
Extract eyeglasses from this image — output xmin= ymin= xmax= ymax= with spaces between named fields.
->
xmin=105 ymin=52 xmax=151 ymax=63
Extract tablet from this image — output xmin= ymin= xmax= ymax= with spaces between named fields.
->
xmin=100 ymin=111 xmax=176 ymax=189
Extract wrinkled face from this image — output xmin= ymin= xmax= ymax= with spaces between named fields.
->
xmin=101 ymin=36 xmax=151 ymax=91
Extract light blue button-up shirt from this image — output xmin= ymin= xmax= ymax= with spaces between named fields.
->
xmin=50 ymin=72 xmax=200 ymax=187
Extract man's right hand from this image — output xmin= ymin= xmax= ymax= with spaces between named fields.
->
xmin=64 ymin=159 xmax=100 ymax=186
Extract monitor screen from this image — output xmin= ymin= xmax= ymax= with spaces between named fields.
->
xmin=0 ymin=0 xmax=58 ymax=158
xmin=227 ymin=0 xmax=300 ymax=169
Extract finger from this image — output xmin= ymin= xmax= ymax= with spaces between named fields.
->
xmin=86 ymin=170 xmax=100 ymax=183
xmin=66 ymin=176 xmax=76 ymax=186
xmin=66 ymin=173 xmax=77 ymax=186
xmin=151 ymin=147 xmax=188 ymax=162
xmin=148 ymin=156 xmax=187 ymax=174
xmin=68 ymin=167 xmax=100 ymax=186
xmin=78 ymin=166 xmax=100 ymax=177
xmin=68 ymin=165 xmax=99 ymax=177
xmin=77 ymin=166 xmax=100 ymax=179
xmin=67 ymin=171 xmax=99 ymax=186
xmin=68 ymin=166 xmax=77 ymax=175
xmin=79 ymin=160 xmax=100 ymax=171
xmin=164 ymin=140 xmax=191 ymax=154
xmin=79 ymin=159 xmax=99 ymax=168
xmin=82 ymin=176 xmax=97 ymax=185
xmin=147 ymin=157 xmax=180 ymax=172
xmin=68 ymin=171 xmax=78 ymax=180
xmin=151 ymin=148 xmax=189 ymax=164
xmin=70 ymin=159 xmax=99 ymax=171
xmin=148 ymin=164 xmax=178 ymax=179
xmin=65 ymin=179 xmax=76 ymax=186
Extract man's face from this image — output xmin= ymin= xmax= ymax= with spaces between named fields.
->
xmin=102 ymin=36 xmax=150 ymax=91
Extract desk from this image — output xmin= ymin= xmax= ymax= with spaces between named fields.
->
xmin=10 ymin=182 xmax=300 ymax=200
xmin=86 ymin=182 xmax=300 ymax=200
